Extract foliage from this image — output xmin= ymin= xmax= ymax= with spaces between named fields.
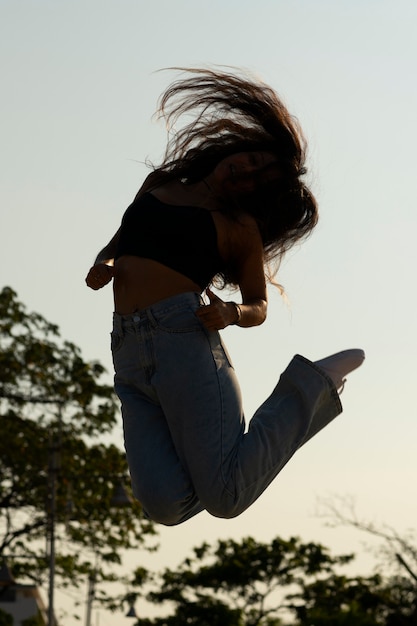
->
xmin=136 ymin=598 xmax=243 ymax=626
xmin=0 ymin=287 xmax=156 ymax=616
xmin=133 ymin=535 xmax=352 ymax=625
xmin=289 ymin=572 xmax=400 ymax=625
xmin=132 ymin=535 xmax=417 ymax=625
xmin=0 ymin=609 xmax=13 ymax=626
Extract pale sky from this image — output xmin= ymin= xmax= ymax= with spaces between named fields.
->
xmin=2 ymin=0 xmax=417 ymax=622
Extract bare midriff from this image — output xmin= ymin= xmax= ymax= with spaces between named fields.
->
xmin=113 ymin=256 xmax=202 ymax=314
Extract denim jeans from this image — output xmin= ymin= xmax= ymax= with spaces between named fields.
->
xmin=111 ymin=292 xmax=342 ymax=525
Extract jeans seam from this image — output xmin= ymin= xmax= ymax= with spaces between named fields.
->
xmin=202 ymin=328 xmax=236 ymax=499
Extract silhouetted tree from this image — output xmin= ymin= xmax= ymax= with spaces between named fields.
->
xmin=133 ymin=535 xmax=417 ymax=625
xmin=0 ymin=287 xmax=156 ymax=618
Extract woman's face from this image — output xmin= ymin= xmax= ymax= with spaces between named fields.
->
xmin=211 ymin=151 xmax=281 ymax=195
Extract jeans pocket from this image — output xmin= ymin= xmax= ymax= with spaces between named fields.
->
xmin=207 ymin=331 xmax=235 ymax=370
xmin=220 ymin=338 xmax=235 ymax=369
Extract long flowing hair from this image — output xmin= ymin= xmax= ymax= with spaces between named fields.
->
xmin=141 ymin=67 xmax=318 ymax=287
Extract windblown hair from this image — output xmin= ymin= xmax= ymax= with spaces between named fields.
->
xmin=141 ymin=67 xmax=318 ymax=287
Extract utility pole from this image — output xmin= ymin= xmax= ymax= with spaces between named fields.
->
xmin=46 ymin=404 xmax=63 ymax=626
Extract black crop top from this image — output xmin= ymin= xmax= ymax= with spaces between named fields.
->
xmin=115 ymin=192 xmax=224 ymax=289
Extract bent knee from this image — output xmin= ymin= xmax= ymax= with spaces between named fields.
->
xmin=200 ymin=493 xmax=243 ymax=520
xmin=133 ymin=484 xmax=201 ymax=526
xmin=141 ymin=503 xmax=184 ymax=526
xmin=134 ymin=491 xmax=183 ymax=526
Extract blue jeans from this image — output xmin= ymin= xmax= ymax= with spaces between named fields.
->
xmin=111 ymin=292 xmax=342 ymax=525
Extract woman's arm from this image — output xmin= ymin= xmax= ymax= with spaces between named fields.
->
xmin=196 ymin=217 xmax=267 ymax=330
xmin=93 ymin=227 xmax=121 ymax=265
xmin=232 ymin=247 xmax=267 ymax=327
xmin=85 ymin=228 xmax=120 ymax=290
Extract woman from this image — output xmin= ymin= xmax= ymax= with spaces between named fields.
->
xmin=86 ymin=68 xmax=364 ymax=525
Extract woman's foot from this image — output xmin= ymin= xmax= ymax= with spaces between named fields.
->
xmin=314 ymin=349 xmax=365 ymax=392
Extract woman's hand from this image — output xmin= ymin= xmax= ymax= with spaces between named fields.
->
xmin=196 ymin=288 xmax=239 ymax=330
xmin=85 ymin=263 xmax=114 ymax=290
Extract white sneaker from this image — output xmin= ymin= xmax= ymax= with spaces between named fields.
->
xmin=314 ymin=349 xmax=365 ymax=392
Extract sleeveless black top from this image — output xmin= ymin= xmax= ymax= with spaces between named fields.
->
xmin=115 ymin=192 xmax=225 ymax=289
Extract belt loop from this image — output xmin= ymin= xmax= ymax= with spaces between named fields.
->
xmin=147 ymin=308 xmax=157 ymax=328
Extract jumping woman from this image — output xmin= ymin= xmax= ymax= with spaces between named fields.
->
xmin=86 ymin=68 xmax=364 ymax=525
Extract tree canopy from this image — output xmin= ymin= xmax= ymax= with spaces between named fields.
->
xmin=131 ymin=536 xmax=417 ymax=625
xmin=0 ymin=286 xmax=156 ymax=617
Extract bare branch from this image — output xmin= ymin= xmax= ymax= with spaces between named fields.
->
xmin=317 ymin=494 xmax=417 ymax=580
xmin=396 ymin=553 xmax=417 ymax=584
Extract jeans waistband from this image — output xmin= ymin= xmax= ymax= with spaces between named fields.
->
xmin=112 ymin=291 xmax=203 ymax=333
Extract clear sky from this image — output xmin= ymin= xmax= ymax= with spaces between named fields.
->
xmin=2 ymin=0 xmax=417 ymax=622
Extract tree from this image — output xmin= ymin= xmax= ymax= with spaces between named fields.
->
xmin=132 ymin=535 xmax=359 ymax=625
xmin=288 ymin=572 xmax=406 ymax=625
xmin=317 ymin=495 xmax=417 ymax=625
xmin=0 ymin=287 xmax=156 ymax=618
xmin=133 ymin=536 xmax=417 ymax=625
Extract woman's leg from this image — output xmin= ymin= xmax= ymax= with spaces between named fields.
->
xmin=149 ymin=295 xmax=344 ymax=520
xmin=154 ymin=327 xmax=342 ymax=518
xmin=112 ymin=311 xmax=203 ymax=525
xmin=115 ymin=294 xmax=360 ymax=525
xmin=117 ymin=381 xmax=203 ymax=525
